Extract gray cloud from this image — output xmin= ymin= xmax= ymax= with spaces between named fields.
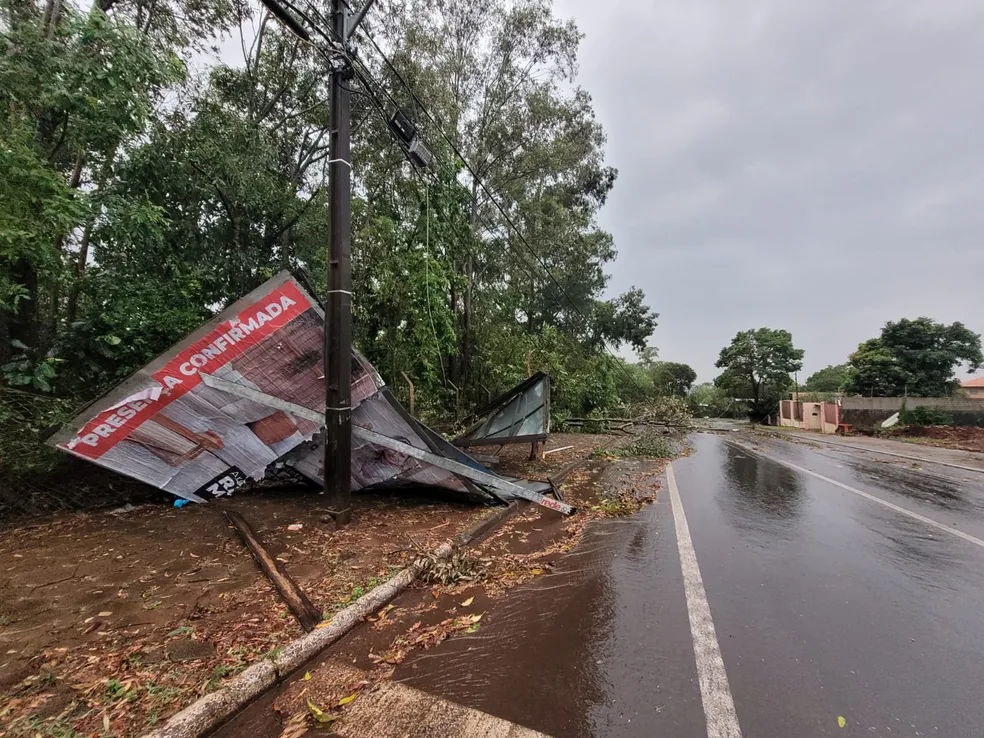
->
xmin=557 ymin=0 xmax=984 ymax=382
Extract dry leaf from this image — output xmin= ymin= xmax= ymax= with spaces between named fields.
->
xmin=314 ymin=620 xmax=333 ymax=630
xmin=338 ymin=693 xmax=358 ymax=706
xmin=306 ymin=699 xmax=338 ymax=724
xmin=279 ymin=711 xmax=309 ymax=738
xmin=460 ymin=596 xmax=474 ymax=607
xmin=303 ymin=672 xmax=312 ymax=681
xmin=376 ymin=604 xmax=395 ymax=621
xmin=531 ymin=568 xmax=544 ymax=576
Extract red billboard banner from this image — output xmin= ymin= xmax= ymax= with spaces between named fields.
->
xmin=61 ymin=281 xmax=311 ymax=459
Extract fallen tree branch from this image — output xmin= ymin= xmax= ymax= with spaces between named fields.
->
xmin=225 ymin=510 xmax=322 ymax=632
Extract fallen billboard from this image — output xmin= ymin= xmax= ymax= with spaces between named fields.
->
xmin=48 ymin=273 xmax=573 ymax=514
xmin=454 ymin=372 xmax=550 ymax=447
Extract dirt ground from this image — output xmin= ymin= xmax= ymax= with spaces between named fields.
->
xmin=880 ymin=425 xmax=984 ymax=453
xmin=0 ymin=432 xmax=629 ymax=738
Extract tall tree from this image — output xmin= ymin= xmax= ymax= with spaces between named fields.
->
xmin=715 ymin=328 xmax=803 ymax=419
xmin=649 ymin=361 xmax=697 ymax=397
xmin=804 ymin=364 xmax=849 ymax=392
xmin=845 ymin=318 xmax=982 ymax=397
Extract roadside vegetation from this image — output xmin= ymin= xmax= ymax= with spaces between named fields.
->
xmin=0 ymin=0 xmax=682 ymax=517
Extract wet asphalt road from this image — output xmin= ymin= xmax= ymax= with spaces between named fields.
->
xmin=394 ymin=432 xmax=984 ymax=737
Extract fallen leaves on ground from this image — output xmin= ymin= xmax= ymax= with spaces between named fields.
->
xmin=279 ymin=710 xmax=309 ymax=738
xmin=369 ymin=613 xmax=486 ymax=666
xmin=306 ymin=698 xmax=339 ymax=724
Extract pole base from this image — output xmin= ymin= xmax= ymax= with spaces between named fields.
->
xmin=324 ymin=508 xmax=353 ymax=526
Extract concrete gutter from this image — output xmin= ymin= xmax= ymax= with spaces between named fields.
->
xmin=142 ymin=501 xmax=525 ymax=738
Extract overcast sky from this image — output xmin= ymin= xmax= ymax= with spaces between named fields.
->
xmin=554 ymin=0 xmax=984 ymax=383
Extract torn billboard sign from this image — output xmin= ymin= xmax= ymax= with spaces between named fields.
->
xmin=48 ymin=272 xmax=571 ymax=513
xmin=454 ymin=372 xmax=550 ymax=447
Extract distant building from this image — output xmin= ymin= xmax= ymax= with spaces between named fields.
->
xmin=962 ymin=376 xmax=984 ymax=399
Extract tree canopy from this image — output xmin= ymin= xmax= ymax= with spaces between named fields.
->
xmin=804 ymin=364 xmax=849 ymax=393
xmin=647 ymin=361 xmax=697 ymax=398
xmin=845 ymin=318 xmax=982 ymax=397
xmin=714 ymin=328 xmax=803 ymax=419
xmin=0 ymin=0 xmax=661 ymax=427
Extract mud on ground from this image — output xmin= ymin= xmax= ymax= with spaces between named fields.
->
xmin=0 ymin=487 xmax=488 ymax=737
xmin=213 ymin=431 xmax=689 ymax=738
xmin=880 ymin=425 xmax=984 ymax=454
xmin=0 ymin=432 xmax=635 ymax=738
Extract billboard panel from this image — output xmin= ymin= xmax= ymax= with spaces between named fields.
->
xmin=49 ymin=273 xmax=483 ymax=503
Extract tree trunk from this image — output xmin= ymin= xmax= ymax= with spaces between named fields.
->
xmin=65 ymin=219 xmax=94 ymax=325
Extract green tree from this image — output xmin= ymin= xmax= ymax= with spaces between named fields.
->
xmin=715 ymin=328 xmax=803 ymax=419
xmin=649 ymin=362 xmax=697 ymax=397
xmin=845 ymin=318 xmax=982 ymax=397
xmin=689 ymin=382 xmax=734 ymax=418
xmin=804 ymin=364 xmax=849 ymax=392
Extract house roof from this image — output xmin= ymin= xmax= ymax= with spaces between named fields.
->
xmin=961 ymin=376 xmax=984 ymax=388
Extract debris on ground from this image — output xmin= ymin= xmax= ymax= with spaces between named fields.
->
xmin=0 ymin=489 xmax=487 ymax=737
xmin=47 ymin=272 xmax=562 ymax=513
xmin=0 ymin=431 xmax=685 ymax=737
xmin=229 ymin=436 xmax=682 ymax=738
xmin=879 ymin=425 xmax=984 ymax=453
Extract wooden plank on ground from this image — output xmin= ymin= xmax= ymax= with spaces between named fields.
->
xmin=225 ymin=510 xmax=322 ymax=632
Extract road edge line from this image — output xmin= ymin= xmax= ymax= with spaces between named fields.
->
xmin=667 ymin=462 xmax=743 ymax=738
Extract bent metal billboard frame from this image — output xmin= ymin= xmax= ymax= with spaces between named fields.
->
xmin=47 ymin=272 xmax=479 ymax=503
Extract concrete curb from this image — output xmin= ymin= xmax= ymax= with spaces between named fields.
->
xmin=142 ymin=502 xmax=523 ymax=738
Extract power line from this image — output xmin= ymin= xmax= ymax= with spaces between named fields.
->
xmin=351 ymin=27 xmax=645 ymax=390
xmin=273 ymin=0 xmax=644 ymax=391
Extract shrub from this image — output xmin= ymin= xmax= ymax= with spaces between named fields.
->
xmin=899 ymin=405 xmax=954 ymax=427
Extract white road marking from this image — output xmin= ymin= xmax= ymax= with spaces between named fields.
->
xmin=776 ymin=459 xmax=984 ymax=550
xmin=667 ymin=463 xmax=743 ymax=738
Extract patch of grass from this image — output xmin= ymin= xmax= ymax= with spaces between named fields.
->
xmin=142 ymin=600 xmax=162 ymax=610
xmin=328 ymin=573 xmax=398 ymax=613
xmin=0 ymin=614 xmax=11 ymax=627
xmin=12 ymin=716 xmax=82 ymax=738
xmin=104 ymin=678 xmax=139 ymax=703
xmin=205 ymin=664 xmax=234 ymax=692
xmin=145 ymin=684 xmax=183 ymax=707
xmin=264 ymin=645 xmax=284 ymax=661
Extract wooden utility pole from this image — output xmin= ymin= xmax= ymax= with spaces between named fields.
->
xmin=324 ymin=0 xmax=353 ymax=525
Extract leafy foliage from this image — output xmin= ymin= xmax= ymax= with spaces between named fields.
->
xmin=899 ymin=405 xmax=954 ymax=428
xmin=845 ymin=318 xmax=982 ymax=397
xmin=688 ymin=382 xmax=737 ymax=418
xmin=714 ymin=328 xmax=803 ymax=420
xmin=647 ymin=361 xmax=697 ymax=397
xmin=804 ymin=364 xmax=849 ymax=393
xmin=1 ymin=0 xmax=662 ymax=483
